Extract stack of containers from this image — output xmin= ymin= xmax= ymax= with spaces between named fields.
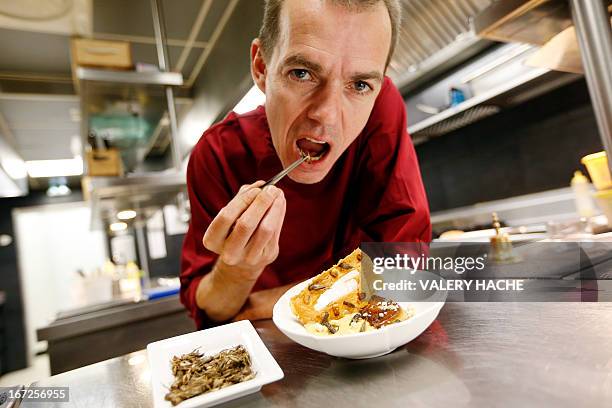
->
xmin=581 ymin=151 xmax=612 ymax=225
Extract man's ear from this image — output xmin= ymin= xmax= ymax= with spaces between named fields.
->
xmin=250 ymin=38 xmax=267 ymax=94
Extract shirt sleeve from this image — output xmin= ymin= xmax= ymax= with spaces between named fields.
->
xmin=355 ymin=77 xmax=432 ymax=244
xmin=179 ymin=131 xmax=232 ymax=329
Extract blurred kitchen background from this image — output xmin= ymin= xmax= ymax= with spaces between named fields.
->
xmin=0 ymin=0 xmax=611 ymax=385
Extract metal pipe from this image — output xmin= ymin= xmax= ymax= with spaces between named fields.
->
xmin=569 ymin=0 xmax=612 ymax=173
xmin=175 ymin=0 xmax=213 ymax=72
xmin=150 ymin=0 xmax=169 ymax=72
xmin=150 ymin=0 xmax=187 ymax=214
xmin=164 ymin=88 xmax=182 ymax=171
xmin=134 ymin=222 xmax=150 ymax=289
xmin=150 ymin=0 xmax=182 ymax=172
xmin=186 ymin=0 xmax=239 ymax=87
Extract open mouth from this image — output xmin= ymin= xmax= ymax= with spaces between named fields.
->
xmin=296 ymin=137 xmax=330 ymax=162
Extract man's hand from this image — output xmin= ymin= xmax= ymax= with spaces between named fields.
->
xmin=203 ymin=181 xmax=286 ymax=280
xmin=196 ymin=181 xmax=287 ymax=322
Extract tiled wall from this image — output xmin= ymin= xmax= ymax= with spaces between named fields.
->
xmin=415 ymin=79 xmax=604 ymax=213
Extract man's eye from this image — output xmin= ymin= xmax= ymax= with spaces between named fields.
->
xmin=353 ymin=81 xmax=371 ymax=94
xmin=289 ymin=69 xmax=311 ymax=81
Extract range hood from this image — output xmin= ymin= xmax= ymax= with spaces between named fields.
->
xmin=404 ymin=0 xmax=612 ymax=143
xmin=405 ymin=42 xmax=580 ymax=143
xmin=388 ymin=0 xmax=495 ymax=93
xmin=471 ymin=0 xmax=612 ymax=170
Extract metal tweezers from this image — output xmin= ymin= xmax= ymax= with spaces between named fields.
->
xmin=4 ymin=385 xmax=24 ymax=408
xmin=262 ymin=155 xmax=309 ymax=187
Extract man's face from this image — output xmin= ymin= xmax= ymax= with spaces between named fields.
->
xmin=253 ymin=0 xmax=392 ymax=184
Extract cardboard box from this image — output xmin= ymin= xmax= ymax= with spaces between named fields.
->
xmin=71 ymin=38 xmax=132 ymax=70
xmin=86 ymin=148 xmax=123 ymax=177
xmin=526 ymin=16 xmax=612 ymax=75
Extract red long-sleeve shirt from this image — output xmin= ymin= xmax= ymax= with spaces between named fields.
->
xmin=180 ymin=77 xmax=431 ymax=329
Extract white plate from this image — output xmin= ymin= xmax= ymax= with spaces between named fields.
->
xmin=147 ymin=320 xmax=284 ymax=408
xmin=273 ymin=278 xmax=445 ymax=359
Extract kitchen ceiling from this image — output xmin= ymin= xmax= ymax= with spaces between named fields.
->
xmin=0 ymin=0 xmax=498 ymax=179
xmin=0 ymin=0 xmax=233 ymax=83
xmin=0 ymin=94 xmax=79 ymax=161
xmin=0 ymin=0 xmax=241 ymax=169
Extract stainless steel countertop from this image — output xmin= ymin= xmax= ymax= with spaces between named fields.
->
xmin=37 ymin=295 xmax=185 ymax=342
xmin=28 ymin=303 xmax=612 ymax=407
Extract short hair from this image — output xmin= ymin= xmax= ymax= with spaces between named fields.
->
xmin=258 ymin=0 xmax=401 ymax=68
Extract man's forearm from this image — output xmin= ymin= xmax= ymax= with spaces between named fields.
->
xmin=195 ymin=259 xmax=260 ymax=322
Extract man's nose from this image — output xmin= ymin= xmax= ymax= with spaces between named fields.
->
xmin=306 ymin=83 xmax=342 ymax=127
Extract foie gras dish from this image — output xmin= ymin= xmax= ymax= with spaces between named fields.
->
xmin=290 ymin=248 xmax=414 ymax=336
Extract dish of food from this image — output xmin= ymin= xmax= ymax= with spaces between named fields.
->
xmin=165 ymin=345 xmax=255 ymax=406
xmin=273 ymin=249 xmax=446 ymax=359
xmin=290 ymin=248 xmax=415 ymax=336
xmin=303 ymin=297 xmax=415 ymax=336
xmin=147 ymin=320 xmax=284 ymax=408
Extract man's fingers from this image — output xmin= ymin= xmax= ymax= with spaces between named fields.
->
xmin=261 ymin=194 xmax=286 ymax=262
xmin=244 ymin=192 xmax=286 ymax=263
xmin=239 ymin=180 xmax=265 ymax=193
xmin=221 ymin=186 xmax=282 ymax=264
xmin=203 ymin=182 xmax=264 ymax=252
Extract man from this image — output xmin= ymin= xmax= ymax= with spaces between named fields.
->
xmin=180 ymin=0 xmax=431 ymax=329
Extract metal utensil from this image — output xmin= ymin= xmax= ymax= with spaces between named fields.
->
xmin=263 ymin=155 xmax=308 ymax=187
xmin=4 ymin=384 xmax=24 ymax=408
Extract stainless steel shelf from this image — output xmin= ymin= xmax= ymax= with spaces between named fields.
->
xmin=77 ymin=68 xmax=186 ymax=172
xmin=76 ymin=67 xmax=183 ymax=88
xmin=86 ymin=171 xmax=186 ymax=228
xmin=407 ymin=44 xmax=581 ymax=141
xmin=430 ymin=187 xmax=577 ymax=233
xmin=408 ymin=67 xmax=545 ymax=136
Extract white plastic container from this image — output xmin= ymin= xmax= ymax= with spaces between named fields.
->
xmin=571 ymin=170 xmax=597 ymax=217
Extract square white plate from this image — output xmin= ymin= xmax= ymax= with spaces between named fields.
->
xmin=147 ymin=320 xmax=284 ymax=408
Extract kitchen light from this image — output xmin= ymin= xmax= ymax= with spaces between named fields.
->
xmin=117 ymin=210 xmax=137 ymax=220
xmin=46 ymin=183 xmax=71 ymax=197
xmin=233 ymin=85 xmax=266 ymax=114
xmin=0 ymin=234 xmax=12 ymax=247
xmin=109 ymin=222 xmax=128 ymax=232
xmin=25 ymin=157 xmax=83 ymax=178
xmin=460 ymin=44 xmax=533 ymax=84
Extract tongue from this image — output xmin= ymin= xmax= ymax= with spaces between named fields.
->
xmin=297 ymin=139 xmax=326 ymax=156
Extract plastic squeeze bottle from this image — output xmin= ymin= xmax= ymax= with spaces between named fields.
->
xmin=571 ymin=170 xmax=597 ymax=218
